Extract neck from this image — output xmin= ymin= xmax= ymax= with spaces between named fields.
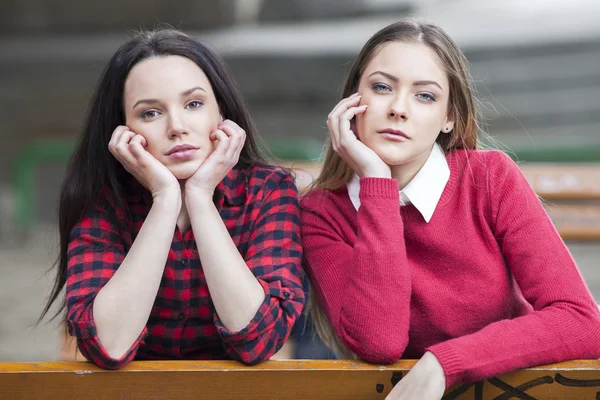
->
xmin=177 ymin=182 xmax=190 ymax=233
xmin=389 ymin=146 xmax=433 ymax=190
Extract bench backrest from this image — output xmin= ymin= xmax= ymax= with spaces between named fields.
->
xmin=1 ymin=360 xmax=599 ymax=400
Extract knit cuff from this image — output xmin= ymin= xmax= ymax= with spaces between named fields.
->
xmin=359 ymin=178 xmax=399 ymax=200
xmin=426 ymin=343 xmax=465 ymax=388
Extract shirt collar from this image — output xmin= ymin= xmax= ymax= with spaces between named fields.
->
xmin=347 ymin=143 xmax=450 ymax=223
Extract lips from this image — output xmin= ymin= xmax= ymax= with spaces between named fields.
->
xmin=376 ymin=129 xmax=410 ymax=139
xmin=166 ymin=144 xmax=199 ymax=156
xmin=166 ymin=144 xmax=200 ymax=161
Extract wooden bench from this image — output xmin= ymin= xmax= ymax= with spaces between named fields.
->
xmin=291 ymin=161 xmax=600 ymax=241
xmin=521 ymin=164 xmax=600 ymax=201
xmin=520 ymin=163 xmax=600 ymax=240
xmin=1 ymin=359 xmax=599 ymax=399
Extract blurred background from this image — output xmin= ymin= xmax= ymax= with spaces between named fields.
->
xmin=0 ymin=0 xmax=599 ymax=362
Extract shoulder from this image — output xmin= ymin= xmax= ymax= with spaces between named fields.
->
xmin=83 ymin=183 xmax=139 ymax=230
xmin=446 ymin=149 xmax=533 ymax=212
xmin=447 ymin=148 xmax=520 ymax=183
xmin=93 ymin=186 xmax=126 ymax=217
xmin=243 ymin=165 xmax=297 ymax=193
xmin=238 ymin=166 xmax=300 ymax=211
xmin=300 ymin=187 xmax=346 ymax=216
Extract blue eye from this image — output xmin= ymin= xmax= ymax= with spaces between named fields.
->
xmin=417 ymin=93 xmax=436 ymax=102
xmin=140 ymin=110 xmax=159 ymax=119
xmin=186 ymin=100 xmax=204 ymax=109
xmin=371 ymin=83 xmax=391 ymax=93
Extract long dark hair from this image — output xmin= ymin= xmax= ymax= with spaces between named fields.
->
xmin=40 ymin=29 xmax=271 ymax=322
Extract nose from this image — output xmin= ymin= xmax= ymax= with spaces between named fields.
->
xmin=167 ymin=112 xmax=188 ymax=139
xmin=388 ymin=95 xmax=409 ymax=121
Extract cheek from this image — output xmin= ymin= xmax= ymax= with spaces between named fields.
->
xmin=355 ymin=99 xmax=381 ymax=140
xmin=417 ymin=106 xmax=447 ymax=132
xmin=131 ymin=127 xmax=161 ymax=155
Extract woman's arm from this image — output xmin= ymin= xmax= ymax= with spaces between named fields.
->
xmin=67 ymin=126 xmax=181 ymax=369
xmin=184 ymin=121 xmax=304 ymax=364
xmin=427 ymin=151 xmax=600 ymax=387
xmin=186 ymin=190 xmax=265 ymax=332
xmin=91 ymin=192 xmax=180 ymax=359
xmin=301 ymin=178 xmax=411 ymax=363
xmin=66 ymin=189 xmax=179 ymax=368
xmin=188 ymin=169 xmax=305 ymax=364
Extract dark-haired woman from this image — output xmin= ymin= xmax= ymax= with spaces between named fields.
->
xmin=41 ymin=29 xmax=305 ymax=369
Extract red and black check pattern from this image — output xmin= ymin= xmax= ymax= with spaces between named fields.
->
xmin=66 ymin=166 xmax=305 ymax=369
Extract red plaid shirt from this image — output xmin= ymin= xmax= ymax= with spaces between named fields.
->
xmin=66 ymin=166 xmax=305 ymax=369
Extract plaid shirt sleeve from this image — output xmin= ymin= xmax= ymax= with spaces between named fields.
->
xmin=214 ymin=169 xmax=306 ymax=364
xmin=65 ymin=191 xmax=147 ymax=369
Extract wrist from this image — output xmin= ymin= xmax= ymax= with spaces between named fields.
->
xmin=422 ymin=351 xmax=446 ymax=388
xmin=185 ymin=186 xmax=215 ymax=207
xmin=152 ymin=189 xmax=181 ymax=212
xmin=359 ymin=167 xmax=391 ymax=179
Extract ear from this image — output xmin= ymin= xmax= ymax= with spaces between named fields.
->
xmin=442 ymin=110 xmax=455 ymax=133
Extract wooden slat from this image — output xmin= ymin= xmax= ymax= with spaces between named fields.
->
xmin=287 ymin=161 xmax=600 ymax=240
xmin=546 ymin=204 xmax=600 ymax=240
xmin=520 ymin=163 xmax=600 ymax=200
xmin=288 ymin=162 xmax=600 ymax=200
xmin=1 ymin=360 xmax=599 ymax=400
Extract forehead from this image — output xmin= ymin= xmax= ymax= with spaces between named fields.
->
xmin=124 ymin=55 xmax=211 ymax=98
xmin=362 ymin=41 xmax=448 ymax=87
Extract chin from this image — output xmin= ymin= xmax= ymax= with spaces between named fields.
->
xmin=371 ymin=145 xmax=411 ymax=166
xmin=168 ymin=160 xmax=204 ymax=181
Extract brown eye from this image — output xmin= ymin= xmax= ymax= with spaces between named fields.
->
xmin=141 ymin=110 xmax=159 ymax=119
xmin=186 ymin=100 xmax=204 ymax=109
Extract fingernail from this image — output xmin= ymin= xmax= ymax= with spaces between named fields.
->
xmin=351 ymin=92 xmax=360 ymax=98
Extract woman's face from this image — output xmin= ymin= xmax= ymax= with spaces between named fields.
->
xmin=123 ymin=55 xmax=220 ymax=180
xmin=355 ymin=41 xmax=454 ymax=168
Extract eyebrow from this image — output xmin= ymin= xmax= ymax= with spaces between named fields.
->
xmin=367 ymin=71 xmax=443 ymax=92
xmin=132 ymin=86 xmax=207 ymax=109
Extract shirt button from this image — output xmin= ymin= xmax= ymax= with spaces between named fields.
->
xmin=181 ymin=258 xmax=189 ymax=266
xmin=284 ymin=292 xmax=290 ymax=298
xmin=178 ymin=312 xmax=186 ymax=320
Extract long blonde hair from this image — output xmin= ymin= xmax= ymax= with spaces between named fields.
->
xmin=306 ymin=19 xmax=481 ymax=358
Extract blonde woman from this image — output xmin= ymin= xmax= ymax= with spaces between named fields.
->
xmin=301 ymin=20 xmax=600 ymax=399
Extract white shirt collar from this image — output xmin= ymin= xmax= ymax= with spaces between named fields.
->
xmin=347 ymin=143 xmax=450 ymax=223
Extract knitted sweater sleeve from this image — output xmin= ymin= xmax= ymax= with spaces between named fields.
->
xmin=301 ymin=178 xmax=411 ymax=362
xmin=428 ymin=151 xmax=600 ymax=387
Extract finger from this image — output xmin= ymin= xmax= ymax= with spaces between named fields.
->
xmin=232 ymin=130 xmax=246 ymax=160
xmin=335 ymin=105 xmax=367 ymax=151
xmin=212 ymin=129 xmax=230 ymax=156
xmin=219 ymin=119 xmax=246 ymax=138
xmin=329 ymin=96 xmax=362 ymax=149
xmin=219 ymin=121 xmax=245 ymax=159
xmin=108 ymin=125 xmax=130 ymax=153
xmin=113 ymin=130 xmax=137 ymax=165
xmin=226 ymin=129 xmax=246 ymax=160
xmin=329 ymin=94 xmax=362 ymax=118
xmin=340 ymin=105 xmax=367 ymax=126
xmin=135 ymin=134 xmax=148 ymax=147
xmin=328 ymin=111 xmax=341 ymax=151
xmin=129 ymin=141 xmax=157 ymax=172
xmin=128 ymin=135 xmax=147 ymax=160
xmin=128 ymin=140 xmax=148 ymax=162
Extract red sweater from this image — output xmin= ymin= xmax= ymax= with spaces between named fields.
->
xmin=301 ymin=149 xmax=600 ymax=387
